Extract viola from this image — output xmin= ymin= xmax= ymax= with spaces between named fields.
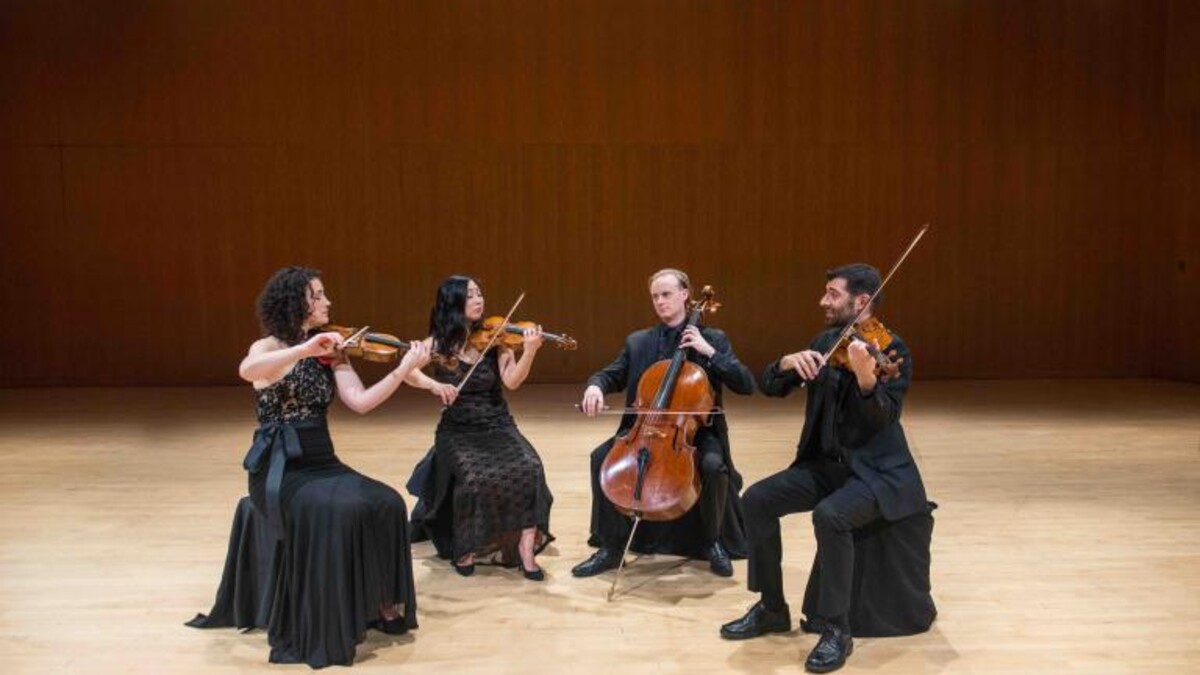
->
xmin=799 ymin=223 xmax=930 ymax=389
xmin=827 ymin=316 xmax=903 ymax=381
xmin=467 ymin=317 xmax=578 ymax=353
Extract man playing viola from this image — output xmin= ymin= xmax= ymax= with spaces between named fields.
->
xmin=573 ymin=268 xmax=756 ymax=578
xmin=719 ymin=263 xmax=930 ymax=673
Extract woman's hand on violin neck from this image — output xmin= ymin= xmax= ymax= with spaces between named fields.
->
xmin=522 ymin=325 xmax=544 ymax=353
xmin=398 ymin=339 xmax=431 ymax=372
xmin=581 ymin=385 xmax=605 ymax=417
xmin=679 ymin=326 xmax=715 ymax=357
xmin=781 ymin=349 xmax=825 ymax=381
xmin=302 ymin=331 xmax=345 ymax=359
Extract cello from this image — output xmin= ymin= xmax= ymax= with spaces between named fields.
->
xmin=598 ymin=285 xmax=722 ymax=598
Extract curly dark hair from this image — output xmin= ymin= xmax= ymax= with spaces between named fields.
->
xmin=428 ymin=274 xmax=480 ymax=360
xmin=257 ymin=266 xmax=322 ymax=345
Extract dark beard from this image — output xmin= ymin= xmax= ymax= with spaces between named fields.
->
xmin=826 ymin=305 xmax=858 ymax=328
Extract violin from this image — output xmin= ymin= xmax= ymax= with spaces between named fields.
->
xmin=799 ymin=223 xmax=930 ymax=389
xmin=827 ymin=316 xmax=903 ymax=381
xmin=599 ymin=285 xmax=721 ymax=524
xmin=467 ymin=317 xmax=578 ymax=353
xmin=321 ymin=325 xmax=457 ymax=368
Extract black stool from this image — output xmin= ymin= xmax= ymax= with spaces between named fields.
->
xmin=800 ymin=501 xmax=938 ymax=637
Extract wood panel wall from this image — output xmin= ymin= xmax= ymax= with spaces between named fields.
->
xmin=1 ymin=1 xmax=1194 ymax=386
xmin=1160 ymin=0 xmax=1200 ymax=382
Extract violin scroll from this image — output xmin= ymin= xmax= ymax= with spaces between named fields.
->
xmin=689 ymin=285 xmax=721 ymax=315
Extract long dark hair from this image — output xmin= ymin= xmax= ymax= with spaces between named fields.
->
xmin=428 ymin=275 xmax=479 ymax=360
xmin=257 ymin=266 xmax=321 ymax=345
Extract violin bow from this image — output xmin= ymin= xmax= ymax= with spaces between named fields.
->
xmin=320 ymin=325 xmax=371 ymax=365
xmin=454 ymin=291 xmax=526 ymax=394
xmin=574 ymin=404 xmax=725 ymax=416
xmin=806 ymin=223 xmax=930 ymax=383
xmin=340 ymin=325 xmax=371 ymax=351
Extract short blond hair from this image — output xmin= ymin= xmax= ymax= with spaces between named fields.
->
xmin=648 ymin=268 xmax=690 ymax=290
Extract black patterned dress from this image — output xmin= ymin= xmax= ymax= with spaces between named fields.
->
xmin=188 ymin=357 xmax=418 ymax=669
xmin=408 ymin=350 xmax=554 ymax=565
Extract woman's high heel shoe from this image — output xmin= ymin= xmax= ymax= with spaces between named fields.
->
xmin=454 ymin=557 xmax=475 ymax=577
xmin=521 ymin=562 xmax=544 ymax=581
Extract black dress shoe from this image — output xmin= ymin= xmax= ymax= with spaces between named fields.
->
xmin=804 ymin=625 xmax=853 ymax=673
xmin=521 ymin=563 xmax=545 ymax=581
xmin=570 ymin=548 xmax=621 ymax=577
xmin=453 ymin=561 xmax=475 ymax=577
xmin=705 ymin=540 xmax=734 ymax=577
xmin=719 ymin=600 xmax=792 ymax=640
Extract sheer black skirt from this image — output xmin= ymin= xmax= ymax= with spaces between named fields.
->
xmin=409 ymin=421 xmax=553 ymax=565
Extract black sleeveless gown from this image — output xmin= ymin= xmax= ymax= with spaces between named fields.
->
xmin=188 ymin=357 xmax=418 ymax=668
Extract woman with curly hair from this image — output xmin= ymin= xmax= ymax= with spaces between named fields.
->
xmin=188 ymin=266 xmax=428 ymax=668
xmin=404 ymin=275 xmax=554 ymax=580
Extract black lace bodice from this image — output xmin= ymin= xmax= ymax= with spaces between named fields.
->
xmin=431 ymin=350 xmax=513 ymax=429
xmin=255 ymin=357 xmax=335 ymax=424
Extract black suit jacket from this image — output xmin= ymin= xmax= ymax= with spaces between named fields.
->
xmin=588 ymin=323 xmax=755 ymax=416
xmin=587 ymin=322 xmax=755 ymax=480
xmin=760 ymin=326 xmax=928 ymax=522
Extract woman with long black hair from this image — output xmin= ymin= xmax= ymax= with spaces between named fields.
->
xmin=405 ymin=275 xmax=554 ymax=580
xmin=188 ymin=266 xmax=427 ymax=668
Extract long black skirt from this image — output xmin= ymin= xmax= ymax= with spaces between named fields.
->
xmin=188 ymin=427 xmax=417 ymax=668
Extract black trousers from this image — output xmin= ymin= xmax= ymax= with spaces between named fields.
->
xmin=589 ymin=429 xmax=728 ymax=549
xmin=743 ymin=460 xmax=880 ymax=629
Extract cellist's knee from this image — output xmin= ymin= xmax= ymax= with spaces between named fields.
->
xmin=699 ymin=451 xmax=726 ymax=478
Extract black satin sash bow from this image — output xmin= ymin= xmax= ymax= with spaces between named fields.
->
xmin=242 ymin=419 xmax=325 ymax=539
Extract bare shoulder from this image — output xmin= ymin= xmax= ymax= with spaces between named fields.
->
xmin=248 ymin=335 xmax=286 ymax=355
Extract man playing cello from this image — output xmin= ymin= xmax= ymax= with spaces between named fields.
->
xmin=573 ymin=268 xmax=756 ymax=578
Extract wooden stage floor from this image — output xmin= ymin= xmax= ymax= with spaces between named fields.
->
xmin=1 ymin=379 xmax=1197 ymax=674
